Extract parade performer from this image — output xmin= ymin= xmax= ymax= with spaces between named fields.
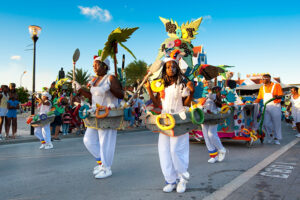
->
xmin=34 ymin=92 xmax=53 ymax=149
xmin=288 ymin=87 xmax=300 ymax=137
xmin=254 ymin=74 xmax=283 ymax=144
xmin=145 ymin=56 xmax=194 ymax=193
xmin=74 ymin=57 xmax=124 ymax=179
xmin=201 ymin=86 xmax=227 ymax=163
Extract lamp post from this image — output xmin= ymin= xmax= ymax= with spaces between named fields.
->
xmin=29 ymin=25 xmax=41 ymax=135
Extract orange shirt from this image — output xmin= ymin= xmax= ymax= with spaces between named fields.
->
xmin=257 ymin=82 xmax=283 ymax=104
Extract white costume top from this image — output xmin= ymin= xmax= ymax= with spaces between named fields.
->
xmin=161 ymin=83 xmax=190 ymax=114
xmin=203 ymin=93 xmax=218 ymax=113
xmin=263 ymin=84 xmax=276 ymax=105
xmin=38 ymin=101 xmax=51 ymax=115
xmin=291 ymin=96 xmax=300 ymax=109
xmin=90 ymin=74 xmax=119 ymax=108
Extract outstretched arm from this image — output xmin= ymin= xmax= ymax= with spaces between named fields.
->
xmin=144 ymin=80 xmax=161 ymax=108
xmin=183 ymin=81 xmax=195 ymax=106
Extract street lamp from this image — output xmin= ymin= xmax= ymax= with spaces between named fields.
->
xmin=29 ymin=25 xmax=41 ymax=135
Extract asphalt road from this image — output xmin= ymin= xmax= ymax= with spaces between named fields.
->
xmin=0 ymin=122 xmax=299 ymax=200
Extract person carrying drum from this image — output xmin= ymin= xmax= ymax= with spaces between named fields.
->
xmin=145 ymin=54 xmax=194 ymax=193
xmin=34 ymin=92 xmax=53 ymax=149
xmin=201 ymin=86 xmax=227 ymax=163
xmin=287 ymin=87 xmax=300 ymax=138
xmin=73 ymin=56 xmax=124 ymax=179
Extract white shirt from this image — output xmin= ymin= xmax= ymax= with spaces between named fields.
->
xmin=291 ymin=96 xmax=300 ymax=109
xmin=90 ymin=74 xmax=119 ymax=108
xmin=161 ymin=83 xmax=190 ymax=114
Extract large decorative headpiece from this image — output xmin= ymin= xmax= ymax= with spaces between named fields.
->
xmin=156 ymin=17 xmax=203 ymax=69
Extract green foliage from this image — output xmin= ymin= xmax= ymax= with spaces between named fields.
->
xmin=101 ymin=27 xmax=139 ymax=62
xmin=124 ymin=60 xmax=148 ymax=86
xmin=16 ymin=87 xmax=30 ymax=103
xmin=67 ymin=68 xmax=91 ymax=86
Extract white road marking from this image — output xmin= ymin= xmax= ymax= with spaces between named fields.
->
xmin=202 ymin=138 xmax=300 ymax=200
xmin=260 ymin=163 xmax=295 ymax=179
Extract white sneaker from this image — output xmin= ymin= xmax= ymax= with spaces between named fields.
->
xmin=93 ymin=165 xmax=104 ymax=175
xmin=176 ymin=172 xmax=189 ymax=193
xmin=208 ymin=157 xmax=217 ymax=163
xmin=94 ymin=166 xmax=112 ymax=179
xmin=163 ymin=183 xmax=176 ymax=193
xmin=296 ymin=133 xmax=300 ymax=138
xmin=39 ymin=144 xmax=45 ymax=149
xmin=218 ymin=149 xmax=226 ymax=162
xmin=274 ymin=140 xmax=280 ymax=145
xmin=44 ymin=143 xmax=53 ymax=149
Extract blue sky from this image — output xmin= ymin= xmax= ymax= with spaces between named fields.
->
xmin=0 ymin=0 xmax=299 ymax=91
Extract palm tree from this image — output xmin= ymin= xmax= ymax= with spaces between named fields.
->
xmin=124 ymin=60 xmax=148 ymax=86
xmin=67 ymin=68 xmax=91 ymax=86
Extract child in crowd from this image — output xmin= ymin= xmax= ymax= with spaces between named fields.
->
xmin=62 ymin=105 xmax=72 ymax=135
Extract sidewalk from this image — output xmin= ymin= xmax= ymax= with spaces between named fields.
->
xmin=0 ymin=112 xmax=147 ymax=145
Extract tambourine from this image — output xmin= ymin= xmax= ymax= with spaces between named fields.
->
xmin=39 ymin=114 xmax=48 ymax=121
xmin=95 ymin=106 xmax=109 ymax=119
xmin=155 ymin=113 xmax=175 ymax=130
xmin=26 ymin=116 xmax=33 ymax=124
xmin=79 ymin=104 xmax=90 ymax=119
xmin=191 ymin=108 xmax=204 ymax=125
xmin=151 ymin=79 xmax=164 ymax=93
xmin=220 ymin=105 xmax=230 ymax=114
xmin=33 ymin=115 xmax=39 ymax=122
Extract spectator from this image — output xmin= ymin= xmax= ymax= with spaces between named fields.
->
xmin=62 ymin=105 xmax=72 ymax=135
xmin=0 ymin=85 xmax=9 ymax=140
xmin=131 ymin=94 xmax=144 ymax=127
xmin=288 ymin=87 xmax=300 ymax=137
xmin=6 ymin=93 xmax=19 ymax=139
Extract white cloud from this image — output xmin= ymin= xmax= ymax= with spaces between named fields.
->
xmin=203 ymin=15 xmax=212 ymax=21
xmin=78 ymin=5 xmax=112 ymax=22
xmin=10 ymin=55 xmax=21 ymax=60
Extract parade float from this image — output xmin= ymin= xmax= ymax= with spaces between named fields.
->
xmin=141 ymin=17 xmax=266 ymax=146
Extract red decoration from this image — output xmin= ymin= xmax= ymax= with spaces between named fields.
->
xmin=234 ymin=115 xmax=238 ymax=119
xmin=238 ymin=120 xmax=242 ymax=124
xmin=174 ymin=39 xmax=181 ymax=47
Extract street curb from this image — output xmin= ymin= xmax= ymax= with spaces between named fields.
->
xmin=0 ymin=128 xmax=147 ymax=146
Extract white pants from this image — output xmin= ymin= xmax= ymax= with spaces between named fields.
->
xmin=291 ymin=107 xmax=296 ymax=127
xmin=263 ymin=104 xmax=282 ymax=140
xmin=292 ymin=107 xmax=300 ymax=123
xmin=201 ymin=124 xmax=224 ymax=157
xmin=158 ymin=133 xmax=189 ymax=184
xmin=34 ymin=124 xmax=51 ymax=144
xmin=83 ymin=128 xmax=117 ymax=168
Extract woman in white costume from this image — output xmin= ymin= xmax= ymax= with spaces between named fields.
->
xmin=34 ymin=92 xmax=53 ymax=149
xmin=145 ymin=57 xmax=194 ymax=193
xmin=201 ymin=86 xmax=226 ymax=163
xmin=75 ymin=57 xmax=124 ymax=179
xmin=288 ymin=87 xmax=300 ymax=137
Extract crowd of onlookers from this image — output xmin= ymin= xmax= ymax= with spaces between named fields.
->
xmin=0 ymin=81 xmax=147 ymax=141
xmin=0 ymin=83 xmax=19 ymax=140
